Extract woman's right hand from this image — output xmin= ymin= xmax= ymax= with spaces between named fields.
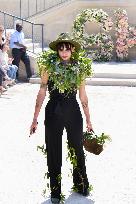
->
xmin=29 ymin=119 xmax=38 ymax=137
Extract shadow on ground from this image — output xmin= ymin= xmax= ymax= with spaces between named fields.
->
xmin=41 ymin=192 xmax=95 ymax=204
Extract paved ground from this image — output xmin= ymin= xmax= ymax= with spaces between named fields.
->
xmin=0 ymin=82 xmax=136 ymax=204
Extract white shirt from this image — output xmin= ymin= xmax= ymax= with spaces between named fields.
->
xmin=10 ymin=30 xmax=25 ymax=49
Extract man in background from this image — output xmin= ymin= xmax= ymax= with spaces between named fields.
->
xmin=10 ymin=23 xmax=32 ymax=81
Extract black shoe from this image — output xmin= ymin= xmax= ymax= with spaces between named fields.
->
xmin=77 ymin=188 xmax=89 ymax=196
xmin=51 ymin=197 xmax=60 ymax=203
xmin=72 ymin=183 xmax=90 ymax=197
xmin=26 ymin=78 xmax=30 ymax=82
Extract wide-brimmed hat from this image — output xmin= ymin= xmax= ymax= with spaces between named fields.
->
xmin=49 ymin=32 xmax=81 ymax=52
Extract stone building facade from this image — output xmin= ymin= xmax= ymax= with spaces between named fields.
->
xmin=0 ymin=0 xmax=136 ymax=59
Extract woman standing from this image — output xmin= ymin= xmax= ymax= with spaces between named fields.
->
xmin=30 ymin=33 xmax=93 ymax=204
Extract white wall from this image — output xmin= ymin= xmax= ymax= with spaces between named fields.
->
xmin=28 ymin=0 xmax=136 ymax=59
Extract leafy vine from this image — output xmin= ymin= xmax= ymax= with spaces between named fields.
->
xmin=72 ymin=9 xmax=114 ymax=61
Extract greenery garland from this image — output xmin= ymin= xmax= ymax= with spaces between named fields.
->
xmin=37 ymin=49 xmax=93 ymax=93
xmin=72 ymin=9 xmax=114 ymax=61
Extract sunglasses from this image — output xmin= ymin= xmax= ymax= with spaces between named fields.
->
xmin=0 ymin=29 xmax=4 ymax=32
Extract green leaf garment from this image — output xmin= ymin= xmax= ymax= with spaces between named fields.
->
xmin=37 ymin=49 xmax=93 ymax=94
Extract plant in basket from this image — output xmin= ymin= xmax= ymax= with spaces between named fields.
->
xmin=83 ymin=131 xmax=111 ymax=155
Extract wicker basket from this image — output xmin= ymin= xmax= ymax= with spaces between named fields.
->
xmin=83 ymin=131 xmax=111 ymax=155
xmin=83 ymin=138 xmax=103 ymax=155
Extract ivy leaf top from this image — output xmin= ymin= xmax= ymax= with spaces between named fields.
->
xmin=37 ymin=49 xmax=93 ymax=94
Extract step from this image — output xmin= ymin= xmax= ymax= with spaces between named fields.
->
xmin=93 ymin=72 xmax=136 ymax=79
xmin=28 ymin=47 xmax=43 ymax=54
xmin=26 ymin=42 xmax=42 ymax=54
xmin=28 ymin=47 xmax=49 ymax=54
xmin=24 ymin=38 xmax=32 ymax=44
xmin=93 ymin=62 xmax=136 ymax=73
xmin=26 ymin=42 xmax=40 ymax=49
xmin=29 ymin=76 xmax=41 ymax=84
xmin=86 ymin=78 xmax=136 ymax=86
xmin=92 ymin=62 xmax=136 ymax=79
xmin=29 ymin=77 xmax=136 ymax=87
xmin=29 ymin=60 xmax=136 ymax=86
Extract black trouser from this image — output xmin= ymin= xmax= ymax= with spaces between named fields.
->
xmin=45 ymin=98 xmax=89 ymax=199
xmin=12 ymin=48 xmax=32 ymax=79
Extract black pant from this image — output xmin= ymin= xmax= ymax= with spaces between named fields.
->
xmin=12 ymin=48 xmax=32 ymax=79
xmin=45 ymin=98 xmax=89 ymax=199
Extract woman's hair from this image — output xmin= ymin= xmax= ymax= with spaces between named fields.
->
xmin=0 ymin=42 xmax=8 ymax=51
xmin=0 ymin=42 xmax=5 ymax=50
xmin=0 ymin=39 xmax=5 ymax=50
xmin=57 ymin=42 xmax=74 ymax=51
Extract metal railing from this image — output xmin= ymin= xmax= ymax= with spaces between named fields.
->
xmin=0 ymin=10 xmax=44 ymax=54
xmin=20 ymin=0 xmax=71 ymax=18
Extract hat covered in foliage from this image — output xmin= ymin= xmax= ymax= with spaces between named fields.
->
xmin=49 ymin=32 xmax=81 ymax=52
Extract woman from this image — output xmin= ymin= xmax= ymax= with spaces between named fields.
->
xmin=30 ymin=33 xmax=93 ymax=204
xmin=0 ymin=43 xmax=18 ymax=81
xmin=0 ymin=25 xmax=6 ymax=49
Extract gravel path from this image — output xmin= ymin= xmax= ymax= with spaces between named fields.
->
xmin=0 ymin=83 xmax=136 ymax=204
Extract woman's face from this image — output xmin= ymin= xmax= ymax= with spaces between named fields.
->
xmin=2 ymin=44 xmax=9 ymax=52
xmin=0 ymin=26 xmax=4 ymax=36
xmin=58 ymin=44 xmax=72 ymax=61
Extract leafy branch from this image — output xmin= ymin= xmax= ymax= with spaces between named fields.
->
xmin=83 ymin=131 xmax=111 ymax=145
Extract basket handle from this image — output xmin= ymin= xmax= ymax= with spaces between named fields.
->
xmin=88 ymin=129 xmax=95 ymax=134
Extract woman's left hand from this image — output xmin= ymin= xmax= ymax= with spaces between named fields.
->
xmin=86 ymin=120 xmax=94 ymax=132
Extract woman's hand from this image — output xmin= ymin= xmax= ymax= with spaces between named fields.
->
xmin=29 ymin=119 xmax=38 ymax=137
xmin=86 ymin=119 xmax=94 ymax=132
xmin=8 ymin=58 xmax=13 ymax=65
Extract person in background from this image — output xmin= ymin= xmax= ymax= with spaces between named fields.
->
xmin=0 ymin=43 xmax=18 ymax=83
xmin=10 ymin=23 xmax=32 ymax=81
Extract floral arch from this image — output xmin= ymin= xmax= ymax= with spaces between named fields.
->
xmin=115 ymin=8 xmax=136 ymax=61
xmin=72 ymin=9 xmax=114 ymax=61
